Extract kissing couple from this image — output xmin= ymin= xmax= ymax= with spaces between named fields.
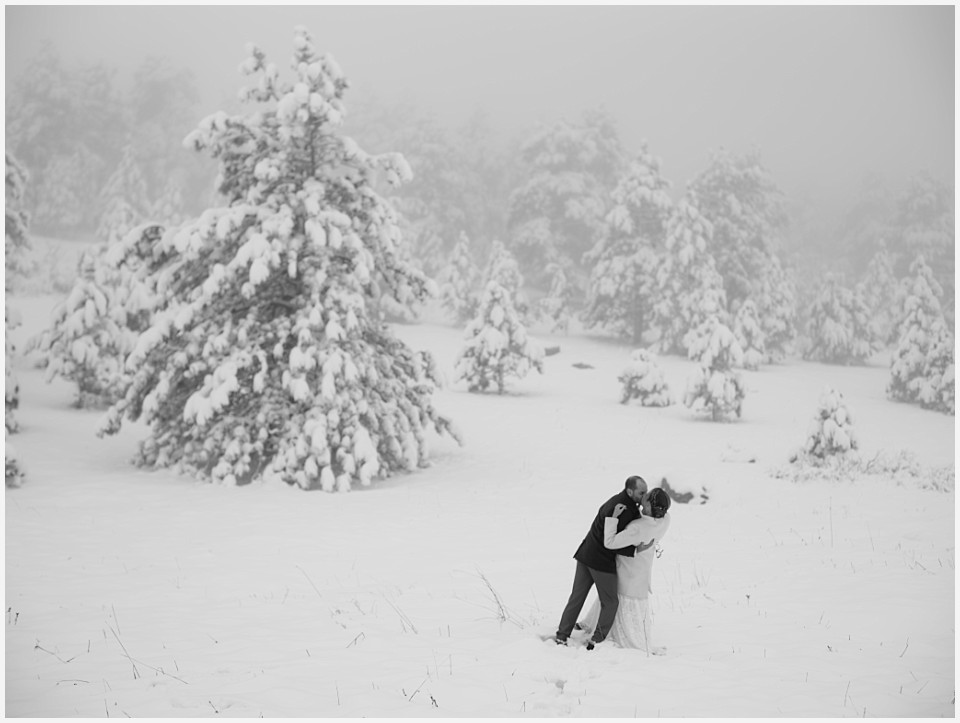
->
xmin=554 ymin=475 xmax=672 ymax=652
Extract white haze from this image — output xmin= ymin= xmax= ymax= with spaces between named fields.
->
xmin=4 ymin=4 xmax=954 ymax=205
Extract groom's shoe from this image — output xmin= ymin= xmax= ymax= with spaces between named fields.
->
xmin=586 ymin=640 xmax=596 ymax=651
xmin=554 ymin=636 xmax=568 ymax=646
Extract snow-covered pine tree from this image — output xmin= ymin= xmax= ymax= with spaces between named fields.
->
xmin=682 ymin=316 xmax=745 ymax=421
xmin=792 ymin=386 xmax=858 ymax=463
xmin=482 ymin=239 xmax=528 ymax=317
xmin=507 ymin=110 xmax=625 ymax=285
xmin=96 ymin=144 xmax=151 ymax=247
xmin=582 ymin=144 xmax=673 ymax=344
xmin=732 ymin=299 xmax=765 ymax=370
xmin=439 ymin=230 xmax=480 ymax=325
xmin=753 ymin=254 xmax=797 ymax=362
xmin=895 ymin=171 xmax=954 ymax=327
xmin=652 ymin=199 xmax=728 ymax=355
xmin=149 ymin=178 xmax=187 ymax=226
xmin=915 ymin=325 xmax=955 ymax=415
xmin=6 ymin=153 xmax=32 ymax=436
xmin=686 ymin=148 xmax=788 ymax=313
xmin=858 ymin=249 xmax=900 ymax=346
xmin=27 ymin=249 xmax=132 ymax=408
xmin=888 ymin=256 xmax=954 ymax=414
xmin=803 ymin=275 xmax=880 ymax=365
xmin=618 ymin=348 xmax=672 ymax=406
xmin=539 ymin=261 xmax=574 ymax=334
xmin=454 ymin=280 xmax=544 ymax=394
xmin=97 ymin=27 xmax=461 ymax=491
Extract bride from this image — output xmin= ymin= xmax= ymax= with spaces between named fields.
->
xmin=579 ymin=488 xmax=672 ymax=653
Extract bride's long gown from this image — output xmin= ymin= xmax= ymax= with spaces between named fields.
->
xmin=580 ymin=512 xmax=671 ymax=651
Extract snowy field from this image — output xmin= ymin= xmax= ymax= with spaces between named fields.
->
xmin=5 ymin=292 xmax=955 ymax=718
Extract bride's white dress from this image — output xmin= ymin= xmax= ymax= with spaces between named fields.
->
xmin=580 ymin=512 xmax=671 ymax=652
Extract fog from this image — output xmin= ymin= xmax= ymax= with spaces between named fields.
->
xmin=5 ymin=4 xmax=954 ymax=204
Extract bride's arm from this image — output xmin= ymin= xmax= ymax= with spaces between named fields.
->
xmin=603 ymin=516 xmax=658 ymax=549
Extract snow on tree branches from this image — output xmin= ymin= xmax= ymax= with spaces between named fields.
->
xmin=859 ymin=249 xmax=900 ymax=346
xmin=803 ymin=275 xmax=881 ymax=365
xmin=582 ymin=144 xmax=673 ymax=344
xmin=687 ymin=148 xmax=788 ymax=314
xmin=618 ymin=348 xmax=672 ymax=406
xmin=439 ymin=231 xmax=480 ymax=325
xmin=454 ymin=281 xmax=544 ymax=394
xmin=653 ymin=199 xmax=727 ymax=356
xmin=481 ymin=240 xmax=528 ymax=318
xmin=97 ymin=144 xmax=151 ymax=246
xmin=683 ymin=316 xmax=745 ymax=421
xmin=5 ymin=153 xmax=32 ymax=437
xmin=888 ymin=256 xmax=955 ymax=415
xmin=97 ymin=27 xmax=461 ymax=491
xmin=539 ymin=261 xmax=574 ymax=334
xmin=28 ymin=250 xmax=133 ymax=408
xmin=6 ymin=153 xmax=32 ymax=280
xmin=507 ymin=110 xmax=624 ymax=285
xmin=732 ymin=299 xmax=765 ymax=370
xmin=790 ymin=386 xmax=858 ymax=464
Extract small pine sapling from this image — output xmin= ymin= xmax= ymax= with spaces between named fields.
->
xmin=618 ymin=348 xmax=672 ymax=406
xmin=28 ymin=250 xmax=133 ymax=408
xmin=791 ymin=386 xmax=859 ymax=464
xmin=683 ymin=316 xmax=745 ymax=421
xmin=454 ymin=281 xmax=544 ymax=394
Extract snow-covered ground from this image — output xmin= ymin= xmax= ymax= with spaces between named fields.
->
xmin=5 ymin=293 xmax=955 ymax=717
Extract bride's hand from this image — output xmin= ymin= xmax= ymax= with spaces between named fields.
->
xmin=635 ymin=539 xmax=655 ymax=553
xmin=612 ymin=503 xmax=627 ymax=518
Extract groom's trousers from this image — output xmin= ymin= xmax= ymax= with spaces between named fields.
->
xmin=556 ymin=561 xmax=619 ymax=643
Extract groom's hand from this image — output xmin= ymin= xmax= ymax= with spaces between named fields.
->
xmin=636 ymin=539 xmax=655 ymax=553
xmin=612 ymin=503 xmax=627 ymax=518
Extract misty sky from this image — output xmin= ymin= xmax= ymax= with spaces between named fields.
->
xmin=5 ymin=4 xmax=955 ymax=204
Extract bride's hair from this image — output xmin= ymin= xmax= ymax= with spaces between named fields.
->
xmin=648 ymin=489 xmax=671 ymax=518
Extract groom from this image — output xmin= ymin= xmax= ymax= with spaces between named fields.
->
xmin=554 ymin=475 xmax=647 ymax=648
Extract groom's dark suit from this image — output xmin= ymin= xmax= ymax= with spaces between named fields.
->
xmin=556 ymin=489 xmax=640 ymax=644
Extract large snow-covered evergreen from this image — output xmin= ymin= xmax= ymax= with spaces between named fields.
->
xmin=97 ymin=28 xmax=461 ymax=490
xmin=888 ymin=256 xmax=955 ymax=415
xmin=581 ymin=144 xmax=673 ymax=344
xmin=453 ymin=281 xmax=544 ymax=394
xmin=686 ymin=148 xmax=788 ymax=314
xmin=652 ymin=199 xmax=728 ymax=356
xmin=803 ymin=275 xmax=881 ymax=365
xmin=507 ymin=110 xmax=624 ymax=285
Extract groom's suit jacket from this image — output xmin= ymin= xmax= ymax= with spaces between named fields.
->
xmin=572 ymin=490 xmax=640 ymax=574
